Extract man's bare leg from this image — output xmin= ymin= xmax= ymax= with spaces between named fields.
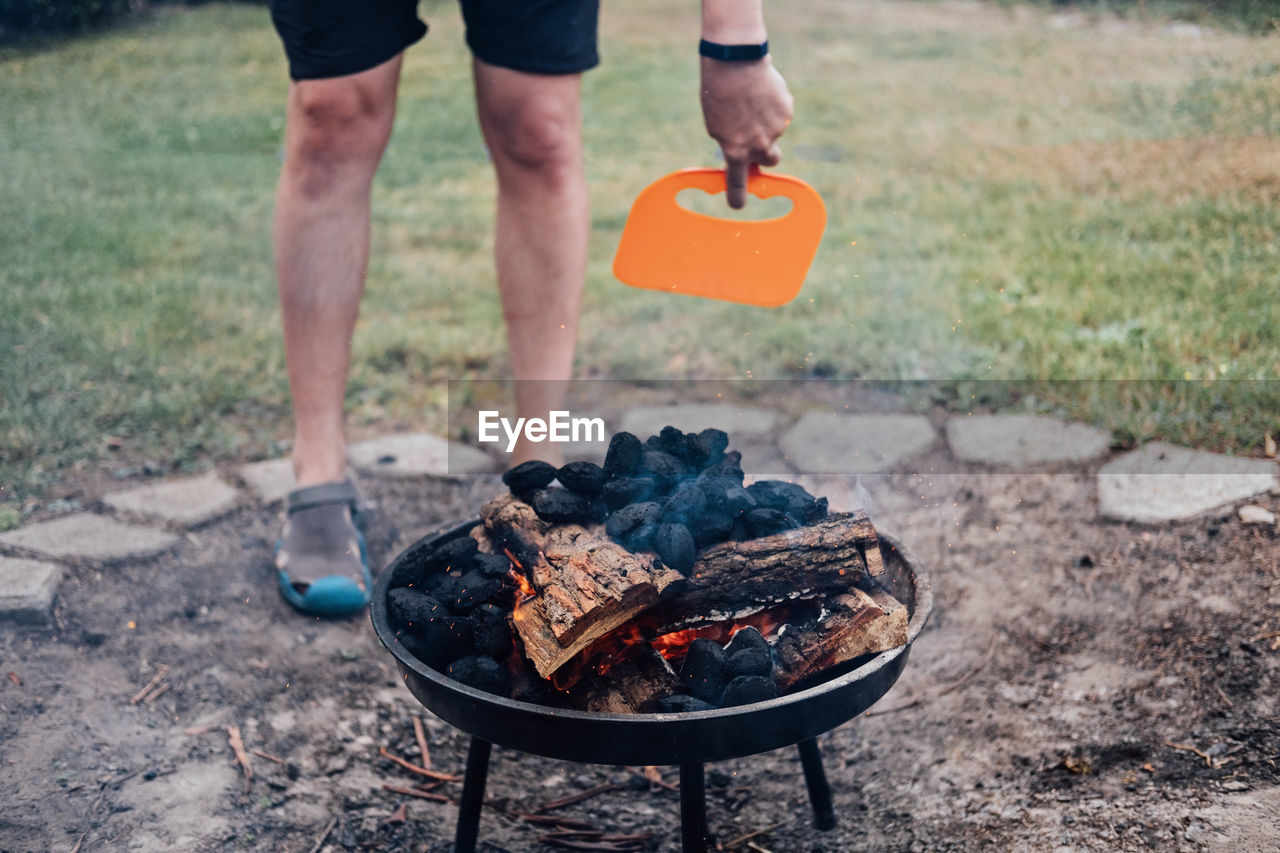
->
xmin=275 ymin=56 xmax=404 ymax=487
xmin=473 ymin=60 xmax=588 ymax=466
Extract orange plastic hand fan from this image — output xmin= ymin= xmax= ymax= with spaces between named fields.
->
xmin=612 ymin=167 xmax=826 ymax=307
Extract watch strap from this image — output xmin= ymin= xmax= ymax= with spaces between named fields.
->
xmin=699 ymin=39 xmax=769 ymax=61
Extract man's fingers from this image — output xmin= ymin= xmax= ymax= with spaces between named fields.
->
xmin=725 ymin=158 xmax=749 ymax=209
xmin=757 ymin=143 xmax=782 ymax=168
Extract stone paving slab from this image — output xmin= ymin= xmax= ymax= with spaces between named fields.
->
xmin=238 ymin=458 xmax=295 ymax=506
xmin=1098 ymin=442 xmax=1279 ymax=523
xmin=0 ymin=513 xmax=179 ymax=562
xmin=349 ymin=433 xmax=494 ymax=478
xmin=947 ymin=414 xmax=1111 ymax=468
xmin=619 ymin=404 xmax=778 ymax=440
xmin=779 ymin=413 xmax=937 ymax=474
xmin=0 ymin=556 xmax=63 ymax=625
xmin=102 ymin=473 xmax=241 ymax=527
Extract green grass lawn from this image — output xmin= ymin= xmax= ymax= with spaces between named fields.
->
xmin=2 ymin=0 xmax=1278 ymax=506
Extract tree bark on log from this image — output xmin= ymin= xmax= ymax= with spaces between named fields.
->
xmin=641 ymin=511 xmax=885 ymax=634
xmin=480 ymin=493 xmax=685 ymax=679
xmin=771 ymin=588 xmax=908 ymax=690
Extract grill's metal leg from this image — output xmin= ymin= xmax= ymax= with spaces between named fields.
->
xmin=679 ymin=762 xmax=709 ymax=851
xmin=797 ymin=736 xmax=837 ymax=831
xmin=455 ymin=737 xmax=492 ymax=853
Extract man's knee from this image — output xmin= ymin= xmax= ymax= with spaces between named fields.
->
xmin=486 ymin=100 xmax=581 ymax=184
xmin=286 ymin=79 xmax=396 ymax=183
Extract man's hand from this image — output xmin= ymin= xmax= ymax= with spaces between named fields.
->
xmin=701 ymin=55 xmax=794 ymax=209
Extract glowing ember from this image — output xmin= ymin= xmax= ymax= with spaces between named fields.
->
xmin=548 ymin=603 xmax=796 ymax=689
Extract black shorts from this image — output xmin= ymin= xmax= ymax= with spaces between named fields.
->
xmin=268 ymin=0 xmax=600 ymax=80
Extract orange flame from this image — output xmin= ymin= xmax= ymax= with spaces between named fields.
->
xmin=508 ymin=568 xmax=536 ymax=599
xmin=503 ymin=548 xmax=536 ymax=601
xmin=652 ymin=627 xmax=719 ymax=661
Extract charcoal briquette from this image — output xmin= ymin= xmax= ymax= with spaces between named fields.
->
xmin=657 ymin=424 xmax=685 ymax=447
xmin=639 ymin=450 xmax=687 ymax=491
xmin=654 ymin=522 xmax=696 ymax=575
xmin=412 ymin=536 xmax=479 ymax=578
xmin=677 ymin=433 xmax=711 ymax=468
xmin=721 ymin=485 xmax=756 ymax=517
xmin=473 ymin=552 xmax=512 ymax=578
xmin=704 ymin=450 xmax=744 ymax=480
xmin=679 ymin=638 xmax=728 ymax=704
xmin=401 ymin=615 xmax=473 ymax=670
xmin=602 ymin=431 xmax=642 ymax=479
xmin=654 ymin=694 xmax=716 ymax=714
xmin=726 ymin=647 xmax=773 ymax=679
xmin=447 ymin=570 xmax=504 ymax=613
xmin=557 ymin=460 xmax=606 ymax=496
xmin=724 ymin=625 xmax=770 ymax=658
xmin=696 ymin=471 xmax=732 ymax=500
xmin=653 ymin=426 xmax=706 ymax=468
xmin=502 ymin=459 xmax=558 ymax=494
xmin=661 ymin=484 xmax=707 ymax=524
xmin=746 ymin=480 xmax=829 ymax=523
xmin=605 ymin=501 xmax=661 ymax=539
xmin=719 ymin=675 xmax=779 ymax=707
xmin=470 ymin=603 xmax=514 ymax=659
xmin=742 ymin=507 xmax=801 ymax=538
xmin=698 ymin=428 xmax=729 ymax=459
xmin=446 ymin=654 xmax=510 ymax=696
xmin=601 ymin=475 xmax=655 ymax=510
xmin=387 ymin=538 xmax=436 ymax=589
xmin=696 ymin=472 xmax=749 ymax=513
xmin=424 ymin=571 xmax=463 ymax=610
xmin=387 ymin=588 xmax=449 ymax=628
xmin=398 ymin=632 xmax=441 ymax=669
xmin=687 ymin=510 xmax=735 ymax=548
xmin=623 ymin=521 xmax=659 ymax=551
xmin=531 ymin=488 xmax=591 ymax=523
xmin=588 ymin=497 xmax=609 ymax=523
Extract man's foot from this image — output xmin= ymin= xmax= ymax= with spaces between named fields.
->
xmin=275 ymin=480 xmax=371 ymax=617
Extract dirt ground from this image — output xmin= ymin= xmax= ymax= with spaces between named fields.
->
xmin=2 ymin=451 xmax=1278 ymax=852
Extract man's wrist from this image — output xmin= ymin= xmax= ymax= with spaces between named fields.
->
xmin=701 ymin=0 xmax=766 ymax=43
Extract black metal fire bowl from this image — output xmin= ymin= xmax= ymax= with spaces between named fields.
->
xmin=371 ymin=520 xmax=932 ymax=767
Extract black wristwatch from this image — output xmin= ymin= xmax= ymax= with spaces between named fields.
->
xmin=699 ymin=39 xmax=769 ymax=61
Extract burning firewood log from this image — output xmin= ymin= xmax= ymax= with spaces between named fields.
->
xmin=771 ymin=588 xmax=908 ymax=690
xmin=481 ymin=492 xmax=685 ymax=679
xmin=573 ymin=646 xmax=683 ymax=714
xmin=641 ymin=510 xmax=885 ymax=635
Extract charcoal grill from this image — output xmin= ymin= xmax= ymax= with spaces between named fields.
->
xmin=370 ymin=520 xmax=931 ymax=852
